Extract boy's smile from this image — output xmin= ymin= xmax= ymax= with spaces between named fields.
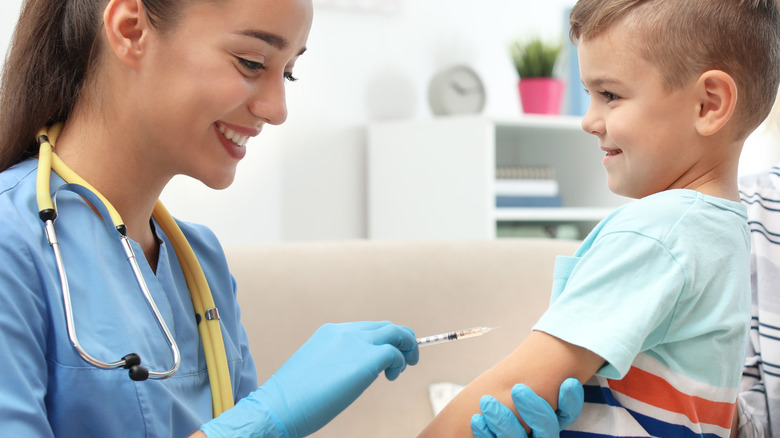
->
xmin=578 ymin=23 xmax=702 ymax=200
xmin=601 ymin=146 xmax=623 ymax=164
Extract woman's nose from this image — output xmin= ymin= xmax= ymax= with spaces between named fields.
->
xmin=248 ymin=77 xmax=288 ymax=126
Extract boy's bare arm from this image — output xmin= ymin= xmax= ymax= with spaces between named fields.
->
xmin=417 ymin=330 xmax=605 ymax=437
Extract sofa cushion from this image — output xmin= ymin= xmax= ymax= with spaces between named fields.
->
xmin=227 ymin=238 xmax=580 ymax=437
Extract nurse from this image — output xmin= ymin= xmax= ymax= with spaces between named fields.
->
xmin=0 ymin=0 xmax=418 ymax=436
xmin=0 ymin=0 xmax=580 ymax=436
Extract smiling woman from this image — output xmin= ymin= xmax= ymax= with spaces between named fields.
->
xmin=0 ymin=0 xmax=425 ymax=437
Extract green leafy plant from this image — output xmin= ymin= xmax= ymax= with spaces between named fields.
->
xmin=510 ymin=37 xmax=563 ymax=79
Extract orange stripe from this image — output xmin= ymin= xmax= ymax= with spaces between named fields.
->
xmin=607 ymin=366 xmax=735 ymax=429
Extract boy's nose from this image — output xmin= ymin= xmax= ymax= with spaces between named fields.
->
xmin=581 ymin=103 xmax=604 ymax=136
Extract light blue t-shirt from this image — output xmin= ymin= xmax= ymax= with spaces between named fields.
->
xmin=534 ymin=189 xmax=751 ymax=436
xmin=0 ymin=159 xmax=258 ymax=437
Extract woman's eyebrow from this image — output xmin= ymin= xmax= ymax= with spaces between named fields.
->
xmin=236 ymin=29 xmax=307 ymax=55
xmin=238 ymin=29 xmax=288 ymax=49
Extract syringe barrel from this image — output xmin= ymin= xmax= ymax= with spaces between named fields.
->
xmin=417 ymin=331 xmax=458 ymax=346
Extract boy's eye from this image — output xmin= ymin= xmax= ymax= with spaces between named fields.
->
xmin=599 ymin=91 xmax=620 ymax=102
xmin=284 ymin=72 xmax=298 ymax=82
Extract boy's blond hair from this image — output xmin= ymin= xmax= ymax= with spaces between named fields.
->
xmin=570 ymin=0 xmax=780 ymax=139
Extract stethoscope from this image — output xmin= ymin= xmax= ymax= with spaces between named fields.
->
xmin=35 ymin=124 xmax=234 ymax=416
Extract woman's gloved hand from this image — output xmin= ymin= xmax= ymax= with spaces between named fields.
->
xmin=470 ymin=377 xmax=584 ymax=438
xmin=201 ymin=321 xmax=419 ymax=438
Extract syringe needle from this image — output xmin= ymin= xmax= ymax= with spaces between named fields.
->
xmin=416 ymin=326 xmax=498 ymax=347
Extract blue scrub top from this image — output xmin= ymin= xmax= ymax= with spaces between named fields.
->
xmin=0 ymin=159 xmax=258 ymax=437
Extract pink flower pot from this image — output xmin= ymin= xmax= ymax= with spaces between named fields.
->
xmin=519 ymin=78 xmax=565 ymax=115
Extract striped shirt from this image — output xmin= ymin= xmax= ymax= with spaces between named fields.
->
xmin=535 ymin=190 xmax=751 ymax=437
xmin=576 ymin=354 xmax=737 ymax=437
xmin=737 ymin=164 xmax=780 ymax=437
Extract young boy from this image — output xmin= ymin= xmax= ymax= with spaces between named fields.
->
xmin=418 ymin=0 xmax=780 ymax=436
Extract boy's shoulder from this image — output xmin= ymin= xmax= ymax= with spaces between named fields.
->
xmin=614 ymin=189 xmax=744 ymax=219
xmin=594 ymin=189 xmax=747 ymax=243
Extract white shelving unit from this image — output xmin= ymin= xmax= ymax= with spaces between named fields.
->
xmin=367 ymin=115 xmax=628 ymax=240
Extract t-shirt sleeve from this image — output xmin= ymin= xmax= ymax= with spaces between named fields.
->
xmin=533 ymin=231 xmax=686 ymax=379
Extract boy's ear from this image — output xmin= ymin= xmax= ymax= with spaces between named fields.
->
xmin=103 ymin=0 xmax=150 ymax=69
xmin=694 ymin=70 xmax=738 ymax=137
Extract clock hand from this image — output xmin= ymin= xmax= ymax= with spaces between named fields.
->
xmin=451 ymin=81 xmax=481 ymax=95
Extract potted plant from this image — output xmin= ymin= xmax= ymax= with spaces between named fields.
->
xmin=511 ymin=37 xmax=564 ymax=115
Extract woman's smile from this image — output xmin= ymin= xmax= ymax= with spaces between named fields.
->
xmin=213 ymin=121 xmax=261 ymax=160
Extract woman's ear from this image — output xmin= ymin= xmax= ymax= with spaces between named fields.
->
xmin=103 ymin=0 xmax=150 ymax=69
xmin=695 ymin=70 xmax=738 ymax=137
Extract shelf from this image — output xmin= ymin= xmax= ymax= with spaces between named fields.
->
xmin=367 ymin=117 xmax=626 ymax=240
xmin=490 ymin=115 xmax=583 ymax=130
xmin=493 ymin=207 xmax=614 ymax=223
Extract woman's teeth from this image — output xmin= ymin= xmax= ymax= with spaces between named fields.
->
xmin=218 ymin=124 xmax=249 ymax=147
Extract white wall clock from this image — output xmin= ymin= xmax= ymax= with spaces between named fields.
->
xmin=428 ymin=65 xmax=487 ymax=116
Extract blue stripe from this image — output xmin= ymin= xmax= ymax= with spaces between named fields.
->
xmin=747 ymin=387 xmax=766 ymax=395
xmin=761 ymin=368 xmax=780 ymax=378
xmin=758 ymin=321 xmax=780 ymax=331
xmin=584 ymin=384 xmax=619 ymax=405
xmin=747 ymin=221 xmax=780 ymax=235
xmin=562 ymin=432 xmax=643 ymax=438
xmin=758 ymin=331 xmax=780 ymax=342
xmin=580 ymin=386 xmax=725 ymax=438
xmin=740 ymin=192 xmax=780 ymax=206
xmin=631 ymin=410 xmax=723 ymax=438
xmin=741 ymin=199 xmax=780 ymax=213
xmin=748 ymin=225 xmax=780 ymax=244
xmin=740 ymin=192 xmax=780 ymax=203
xmin=758 ymin=359 xmax=780 ymax=371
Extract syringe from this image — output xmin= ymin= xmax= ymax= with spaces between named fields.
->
xmin=416 ymin=326 xmax=497 ymax=347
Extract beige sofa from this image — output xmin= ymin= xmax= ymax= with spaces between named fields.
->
xmin=226 ymin=238 xmax=581 ymax=438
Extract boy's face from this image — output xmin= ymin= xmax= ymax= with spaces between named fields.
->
xmin=578 ymin=24 xmax=701 ymax=199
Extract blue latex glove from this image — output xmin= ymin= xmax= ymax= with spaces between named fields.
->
xmin=470 ymin=378 xmax=584 ymax=438
xmin=201 ymin=321 xmax=419 ymax=438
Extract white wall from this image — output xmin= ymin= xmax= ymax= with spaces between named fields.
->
xmin=3 ymin=0 xmax=779 ymax=245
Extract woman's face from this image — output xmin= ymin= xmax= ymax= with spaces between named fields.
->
xmin=133 ymin=0 xmax=313 ymax=189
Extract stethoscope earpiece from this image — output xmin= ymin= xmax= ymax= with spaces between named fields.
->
xmin=128 ymin=365 xmax=150 ymax=382
xmin=122 ymin=353 xmax=149 ymax=381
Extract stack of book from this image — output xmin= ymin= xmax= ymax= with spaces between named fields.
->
xmin=494 ymin=165 xmax=562 ymax=208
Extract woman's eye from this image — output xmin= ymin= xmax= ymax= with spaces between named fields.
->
xmin=237 ymin=57 xmax=298 ymax=82
xmin=238 ymin=58 xmax=266 ymax=73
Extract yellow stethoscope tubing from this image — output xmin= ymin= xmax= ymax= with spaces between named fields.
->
xmin=35 ymin=125 xmax=233 ymax=416
xmin=154 ymin=201 xmax=235 ymax=415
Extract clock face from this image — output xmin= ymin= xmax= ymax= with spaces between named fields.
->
xmin=428 ymin=66 xmax=486 ymax=116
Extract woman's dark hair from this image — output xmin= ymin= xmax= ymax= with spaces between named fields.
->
xmin=0 ymin=0 xmax=187 ymax=172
